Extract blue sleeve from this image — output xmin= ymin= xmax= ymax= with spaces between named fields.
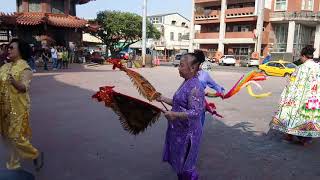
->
xmin=204 ymin=72 xmax=224 ymax=93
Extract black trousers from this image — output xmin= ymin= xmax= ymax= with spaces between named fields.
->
xmin=62 ymin=61 xmax=69 ymax=69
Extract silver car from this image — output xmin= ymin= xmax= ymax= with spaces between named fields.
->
xmin=240 ymin=58 xmax=260 ymax=67
xmin=173 ymin=54 xmax=182 ymax=67
xmin=201 ymin=58 xmax=214 ymax=70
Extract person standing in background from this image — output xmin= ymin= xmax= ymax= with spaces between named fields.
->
xmin=51 ymin=46 xmax=58 ymax=70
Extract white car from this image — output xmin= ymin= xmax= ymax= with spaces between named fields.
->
xmin=241 ymin=58 xmax=260 ymax=67
xmin=219 ymin=55 xmax=236 ymax=66
xmin=248 ymin=58 xmax=260 ymax=66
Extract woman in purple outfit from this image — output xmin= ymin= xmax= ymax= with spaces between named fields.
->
xmin=157 ymin=52 xmax=205 ymax=180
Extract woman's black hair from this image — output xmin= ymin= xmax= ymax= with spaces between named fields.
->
xmin=301 ymin=45 xmax=315 ymax=59
xmin=188 ymin=50 xmax=205 ymax=66
xmin=9 ymin=38 xmax=31 ymax=61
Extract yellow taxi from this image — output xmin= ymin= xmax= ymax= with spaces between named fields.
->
xmin=258 ymin=60 xmax=297 ymax=77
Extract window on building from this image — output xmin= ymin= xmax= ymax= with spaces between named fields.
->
xmin=0 ymin=30 xmax=10 ymax=42
xmin=204 ymin=6 xmax=220 ymax=11
xmin=302 ymin=0 xmax=314 ymax=11
xmin=293 ymin=24 xmax=314 ymax=57
xmin=207 ymin=25 xmax=219 ymax=32
xmin=185 ymin=33 xmax=190 ymax=40
xmin=29 ymin=0 xmax=41 ymax=12
xmin=233 ymin=47 xmax=250 ymax=55
xmin=241 ymin=25 xmax=250 ymax=32
xmin=228 ymin=2 xmax=255 ymax=9
xmin=228 ymin=25 xmax=251 ymax=32
xmin=150 ymin=17 xmax=162 ymax=24
xmin=17 ymin=0 xmax=23 ymax=12
xmin=274 ymin=0 xmax=287 ymax=11
xmin=170 ymin=32 xmax=174 ymax=41
xmin=232 ymin=25 xmax=238 ymax=32
xmin=181 ymin=22 xmax=186 ymax=27
xmin=171 ymin=21 xmax=176 ymax=25
xmin=152 ymin=17 xmax=159 ymax=23
xmin=178 ymin=33 xmax=182 ymax=41
xmin=52 ymin=0 xmax=65 ymax=14
xmin=272 ymin=24 xmax=288 ymax=52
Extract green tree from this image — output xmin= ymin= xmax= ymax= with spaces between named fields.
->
xmin=91 ymin=11 xmax=160 ymax=56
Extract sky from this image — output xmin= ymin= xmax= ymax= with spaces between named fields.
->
xmin=0 ymin=0 xmax=192 ymax=20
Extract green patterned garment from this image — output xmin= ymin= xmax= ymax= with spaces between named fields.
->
xmin=270 ymin=60 xmax=320 ymax=137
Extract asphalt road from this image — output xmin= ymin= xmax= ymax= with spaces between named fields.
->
xmin=0 ymin=64 xmax=319 ymax=180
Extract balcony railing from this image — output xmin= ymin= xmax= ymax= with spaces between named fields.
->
xmin=195 ymin=32 xmax=219 ymax=39
xmin=225 ymin=7 xmax=255 ymax=18
xmin=154 ymin=41 xmax=165 ymax=46
xmin=225 ymin=32 xmax=255 ymax=38
xmin=195 ymin=10 xmax=220 ymax=21
xmin=270 ymin=11 xmax=320 ymax=22
xmin=195 ymin=32 xmax=256 ymax=39
xmin=195 ymin=0 xmax=220 ymax=3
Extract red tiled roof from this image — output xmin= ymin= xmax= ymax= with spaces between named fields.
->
xmin=47 ymin=13 xmax=87 ymax=28
xmin=0 ymin=12 xmax=17 ymax=25
xmin=85 ymin=22 xmax=100 ymax=32
xmin=0 ymin=12 xmax=88 ymax=28
xmin=16 ymin=12 xmax=45 ymax=25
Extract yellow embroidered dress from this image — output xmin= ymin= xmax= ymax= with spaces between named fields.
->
xmin=0 ymin=59 xmax=38 ymax=169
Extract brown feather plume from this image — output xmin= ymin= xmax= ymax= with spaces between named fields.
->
xmin=92 ymin=86 xmax=163 ymax=135
xmin=107 ymin=59 xmax=161 ymax=101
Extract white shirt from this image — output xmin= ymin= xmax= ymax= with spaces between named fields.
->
xmin=51 ymin=48 xmax=58 ymax=59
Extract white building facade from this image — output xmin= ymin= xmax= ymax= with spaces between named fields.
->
xmin=148 ymin=13 xmax=192 ymax=60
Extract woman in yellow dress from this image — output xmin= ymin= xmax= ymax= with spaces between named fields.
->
xmin=0 ymin=38 xmax=43 ymax=170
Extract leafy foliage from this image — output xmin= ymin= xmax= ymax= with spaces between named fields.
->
xmin=91 ymin=11 xmax=160 ymax=56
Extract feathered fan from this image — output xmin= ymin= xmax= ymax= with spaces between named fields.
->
xmin=93 ymin=60 xmax=170 ymax=135
xmin=107 ymin=59 xmax=162 ymax=102
xmin=92 ymin=86 xmax=164 ymax=135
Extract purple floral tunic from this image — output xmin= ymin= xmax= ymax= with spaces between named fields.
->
xmin=163 ymin=77 xmax=205 ymax=173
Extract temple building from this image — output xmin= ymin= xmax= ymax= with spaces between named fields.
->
xmin=0 ymin=0 xmax=95 ymax=48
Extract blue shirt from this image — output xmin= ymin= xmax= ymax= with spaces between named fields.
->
xmin=198 ymin=70 xmax=224 ymax=93
xmin=262 ymin=55 xmax=271 ymax=64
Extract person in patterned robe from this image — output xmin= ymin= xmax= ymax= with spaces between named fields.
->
xmin=270 ymin=46 xmax=320 ymax=145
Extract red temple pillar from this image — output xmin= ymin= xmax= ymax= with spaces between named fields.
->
xmin=65 ymin=0 xmax=71 ymax=15
xmin=42 ymin=0 xmax=51 ymax=13
xmin=22 ymin=0 xmax=28 ymax=12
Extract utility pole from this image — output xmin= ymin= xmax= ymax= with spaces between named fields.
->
xmin=255 ymin=0 xmax=265 ymax=57
xmin=218 ymin=0 xmax=227 ymax=53
xmin=142 ymin=0 xmax=147 ymax=66
xmin=189 ymin=0 xmax=195 ymax=53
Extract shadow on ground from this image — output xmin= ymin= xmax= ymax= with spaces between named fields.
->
xmin=200 ymin=116 xmax=320 ymax=180
xmin=0 ymin=65 xmax=319 ymax=180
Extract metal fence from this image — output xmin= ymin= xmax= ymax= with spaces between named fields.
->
xmin=270 ymin=12 xmax=320 ymax=22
